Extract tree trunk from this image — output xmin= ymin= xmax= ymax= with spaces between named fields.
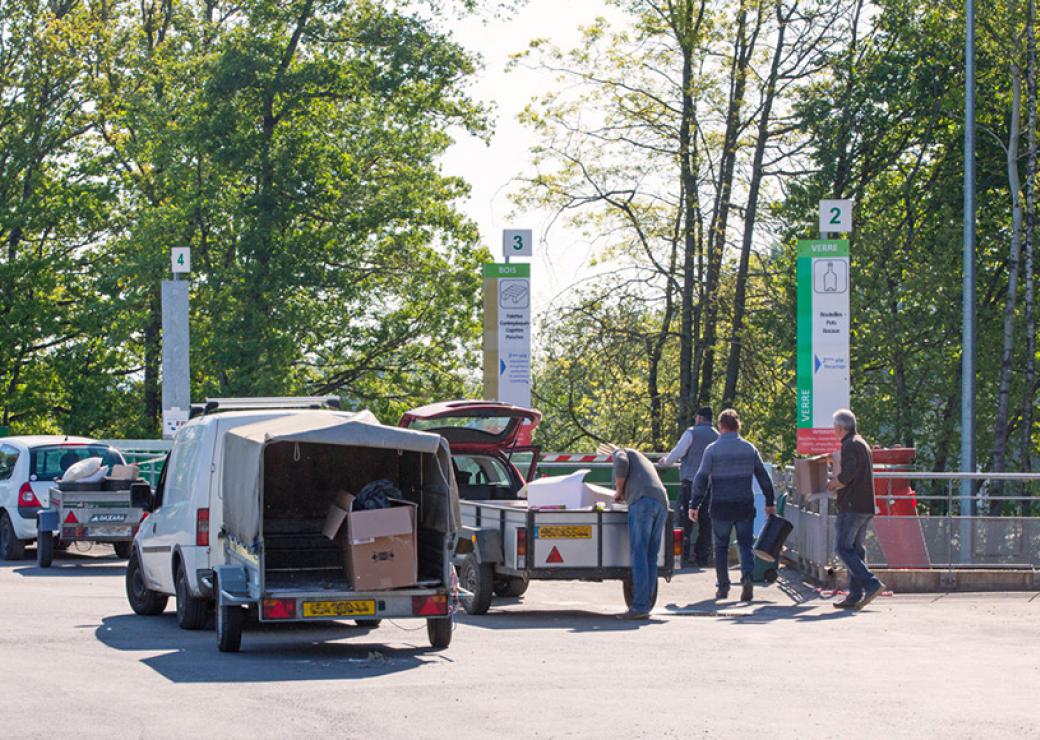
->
xmin=1022 ymin=0 xmax=1037 ymax=472
xmin=991 ymin=48 xmax=1024 ymax=510
xmin=698 ymin=0 xmax=759 ymax=404
xmin=722 ymin=0 xmax=788 ymax=406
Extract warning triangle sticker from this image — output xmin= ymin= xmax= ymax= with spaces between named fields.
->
xmin=546 ymin=546 xmax=564 ymax=564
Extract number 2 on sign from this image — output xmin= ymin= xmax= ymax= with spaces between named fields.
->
xmin=512 ymin=235 xmax=524 ymax=251
xmin=829 ymin=207 xmax=841 ymax=226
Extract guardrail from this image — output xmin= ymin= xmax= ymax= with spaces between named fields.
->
xmin=784 ymin=471 xmax=1040 ymax=578
xmin=104 ymin=440 xmax=171 ymax=488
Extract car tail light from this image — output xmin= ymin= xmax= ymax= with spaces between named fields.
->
xmin=196 ymin=508 xmax=210 ymax=546
xmin=262 ymin=598 xmax=296 ymax=620
xmin=516 ymin=527 xmax=526 ymax=568
xmin=673 ymin=528 xmax=683 ymax=557
xmin=64 ymin=510 xmax=79 ymax=524
xmin=18 ymin=483 xmax=41 ymax=508
xmin=412 ymin=594 xmax=448 ymax=616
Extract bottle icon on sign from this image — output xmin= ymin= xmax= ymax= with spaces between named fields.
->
xmin=823 ymin=262 xmax=838 ymax=292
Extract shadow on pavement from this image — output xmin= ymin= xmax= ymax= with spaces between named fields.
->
xmin=457 ymin=609 xmax=663 ymax=633
xmin=661 ymin=598 xmax=856 ymax=624
xmin=95 ymin=613 xmax=445 ymax=683
xmin=2 ymin=549 xmax=126 ymax=578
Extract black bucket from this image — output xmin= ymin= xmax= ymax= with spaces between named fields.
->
xmin=753 ymin=514 xmax=794 ymax=563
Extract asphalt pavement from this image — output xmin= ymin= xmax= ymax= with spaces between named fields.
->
xmin=1 ymin=546 xmax=1038 ymax=739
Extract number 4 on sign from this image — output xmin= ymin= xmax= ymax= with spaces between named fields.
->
xmin=819 ymin=200 xmax=852 ymax=234
xmin=171 ymin=247 xmax=191 ymax=274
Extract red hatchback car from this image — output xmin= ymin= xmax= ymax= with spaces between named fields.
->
xmin=400 ymin=401 xmax=542 ymax=500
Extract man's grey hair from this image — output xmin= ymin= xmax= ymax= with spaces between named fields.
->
xmin=832 ymin=408 xmax=857 ymax=433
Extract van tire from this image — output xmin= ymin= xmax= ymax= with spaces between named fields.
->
xmin=0 ymin=512 xmax=26 ymax=560
xmin=459 ymin=554 xmax=493 ymax=615
xmin=622 ymin=577 xmax=658 ymax=611
xmin=113 ymin=541 xmax=132 ymax=559
xmin=126 ymin=550 xmax=168 ymax=615
xmin=175 ymin=562 xmax=209 ymax=630
xmin=215 ymin=587 xmax=244 ymax=653
xmin=36 ymin=530 xmax=54 ymax=568
xmin=494 ymin=577 xmax=529 ymax=598
xmin=427 ymin=616 xmax=452 ymax=649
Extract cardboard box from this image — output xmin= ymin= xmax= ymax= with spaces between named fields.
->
xmin=794 ymin=456 xmax=830 ymax=497
xmin=322 ymin=492 xmax=417 ymax=591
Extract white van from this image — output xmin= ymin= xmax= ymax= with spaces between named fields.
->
xmin=126 ymin=400 xmax=459 ymax=652
xmin=0 ymin=436 xmax=125 ymax=560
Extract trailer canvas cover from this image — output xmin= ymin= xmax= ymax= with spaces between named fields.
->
xmin=221 ymin=411 xmax=460 ymax=546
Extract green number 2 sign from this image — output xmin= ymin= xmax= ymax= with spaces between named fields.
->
xmin=819 ymin=200 xmax=851 ymax=234
xmin=829 ymin=207 xmax=842 ymax=225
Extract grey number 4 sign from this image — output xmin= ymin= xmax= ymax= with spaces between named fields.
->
xmin=502 ymin=229 xmax=533 ymax=258
xmin=819 ymin=200 xmax=852 ymax=234
xmin=171 ymin=247 xmax=191 ymax=274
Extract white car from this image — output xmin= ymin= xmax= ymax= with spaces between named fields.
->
xmin=0 ymin=436 xmax=126 ymax=560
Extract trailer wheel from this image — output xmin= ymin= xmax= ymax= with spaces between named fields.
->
xmin=459 ymin=554 xmax=494 ymax=615
xmin=113 ymin=541 xmax=132 ymax=559
xmin=427 ymin=616 xmax=452 ymax=650
xmin=36 ymin=530 xmax=54 ymax=568
xmin=215 ymin=581 xmax=244 ymax=653
xmin=126 ymin=549 xmax=168 ymax=615
xmin=493 ymin=577 xmax=529 ymax=598
xmin=622 ymin=577 xmax=658 ymax=611
xmin=175 ymin=562 xmax=209 ymax=630
xmin=0 ymin=511 xmax=26 ymax=560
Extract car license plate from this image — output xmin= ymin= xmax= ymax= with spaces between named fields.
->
xmin=536 ymin=525 xmax=592 ymax=539
xmin=302 ymin=599 xmax=376 ymax=618
xmin=90 ymin=525 xmax=131 ymax=538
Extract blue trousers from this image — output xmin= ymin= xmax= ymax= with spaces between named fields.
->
xmin=835 ymin=512 xmax=879 ymax=599
xmin=712 ymin=517 xmax=755 ymax=589
xmin=627 ymin=497 xmax=668 ymax=613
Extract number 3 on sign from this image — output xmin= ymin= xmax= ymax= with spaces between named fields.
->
xmin=502 ymin=229 xmax=533 ymax=258
xmin=818 ymin=200 xmax=852 ymax=234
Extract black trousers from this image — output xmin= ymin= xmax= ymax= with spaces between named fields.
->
xmin=680 ymin=480 xmax=713 ymax=565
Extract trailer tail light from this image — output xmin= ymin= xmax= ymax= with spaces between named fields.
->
xmin=412 ymin=594 xmax=448 ymax=616
xmin=262 ymin=598 xmax=296 ymax=620
xmin=195 ymin=508 xmax=210 ymax=546
xmin=516 ymin=527 xmax=527 ymax=568
xmin=673 ymin=528 xmax=683 ymax=569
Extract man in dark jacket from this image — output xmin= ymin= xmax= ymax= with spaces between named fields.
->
xmin=658 ymin=406 xmax=718 ymax=565
xmin=827 ymin=408 xmax=886 ymax=609
xmin=690 ymin=409 xmax=775 ymax=602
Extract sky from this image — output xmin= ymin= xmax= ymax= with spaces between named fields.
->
xmin=437 ymin=0 xmax=627 ymax=318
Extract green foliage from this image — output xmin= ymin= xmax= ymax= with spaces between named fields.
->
xmin=0 ymin=0 xmax=492 ymax=435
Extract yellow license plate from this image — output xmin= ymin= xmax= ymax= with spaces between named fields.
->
xmin=302 ymin=599 xmax=376 ymax=618
xmin=537 ymin=525 xmax=592 ymax=539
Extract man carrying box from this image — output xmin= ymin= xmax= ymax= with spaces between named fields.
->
xmin=826 ymin=409 xmax=886 ymax=610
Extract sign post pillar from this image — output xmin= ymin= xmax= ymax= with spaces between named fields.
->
xmin=796 ymin=239 xmax=850 ymax=454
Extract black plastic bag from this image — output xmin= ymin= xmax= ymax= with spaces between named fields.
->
xmin=352 ymin=479 xmax=400 ymax=510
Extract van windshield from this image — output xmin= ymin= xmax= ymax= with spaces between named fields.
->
xmin=29 ymin=445 xmax=125 ymax=482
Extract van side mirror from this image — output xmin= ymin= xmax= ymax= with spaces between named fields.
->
xmin=130 ymin=482 xmax=154 ymax=512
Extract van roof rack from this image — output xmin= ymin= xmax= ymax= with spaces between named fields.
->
xmin=196 ymin=397 xmax=342 ymax=417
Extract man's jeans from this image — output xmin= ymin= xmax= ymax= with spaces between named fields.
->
xmin=627 ymin=497 xmax=668 ymax=613
xmin=835 ymin=512 xmax=880 ymax=599
xmin=712 ymin=517 xmax=755 ymax=589
xmin=680 ymin=480 xmax=713 ymax=564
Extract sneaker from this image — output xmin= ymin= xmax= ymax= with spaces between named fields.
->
xmin=616 ymin=609 xmax=650 ymax=620
xmin=715 ymin=587 xmax=730 ymax=599
xmin=856 ymin=581 xmax=886 ymax=610
xmin=832 ymin=597 xmax=860 ymax=609
xmin=740 ymin=578 xmax=753 ymax=602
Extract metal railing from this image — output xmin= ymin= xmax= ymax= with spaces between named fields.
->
xmin=784 ymin=471 xmax=1040 ymax=574
xmin=104 ymin=439 xmax=171 ymax=488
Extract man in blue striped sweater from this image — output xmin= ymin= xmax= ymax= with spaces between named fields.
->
xmin=689 ymin=409 xmax=776 ymax=602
